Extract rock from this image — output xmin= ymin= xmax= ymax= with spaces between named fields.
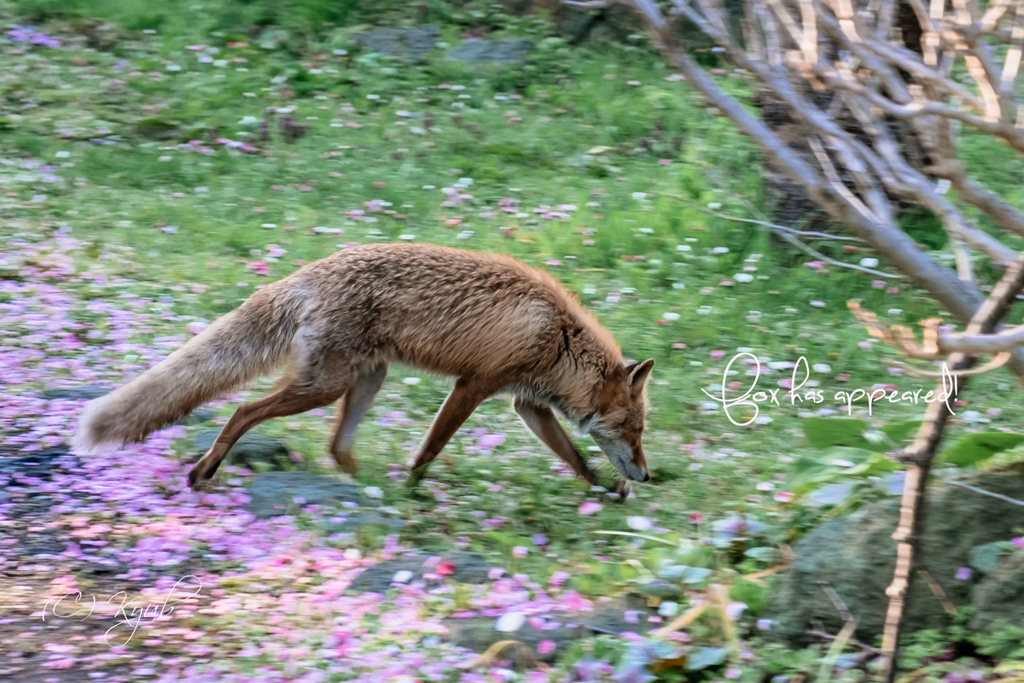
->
xmin=351 ymin=25 xmax=438 ymax=63
xmin=972 ymin=551 xmax=1024 ymax=630
xmin=348 ymin=551 xmax=491 ymax=594
xmin=765 ymin=464 xmax=1024 ymax=644
xmin=135 ymin=117 xmax=179 ymax=140
xmin=582 ymin=596 xmax=659 ymax=637
xmin=495 ymin=1 xmax=645 ymax=44
xmin=445 ymin=594 xmax=656 ymax=663
xmin=245 ymin=472 xmax=366 ymax=520
xmin=446 ymin=617 xmax=585 ymax=664
xmin=446 ymin=39 xmax=532 ymax=65
xmin=177 ymin=408 xmax=215 ymax=426
xmin=804 ymin=473 xmax=906 ymax=508
xmin=40 ymin=385 xmax=110 ymax=401
xmin=0 ymin=448 xmax=74 ymax=481
xmin=194 ymin=429 xmax=289 ymax=470
xmin=324 ymin=510 xmax=406 ymax=534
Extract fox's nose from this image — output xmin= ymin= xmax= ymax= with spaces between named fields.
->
xmin=639 ymin=471 xmax=650 ymax=482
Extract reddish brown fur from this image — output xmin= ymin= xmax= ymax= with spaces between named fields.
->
xmin=72 ymin=244 xmax=653 ymax=489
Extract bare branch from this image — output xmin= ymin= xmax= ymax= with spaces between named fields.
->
xmin=881 ymin=247 xmax=1024 ymax=679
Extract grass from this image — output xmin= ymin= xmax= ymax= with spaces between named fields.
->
xmin=3 ymin=0 xmax=1024 ymax=678
xmin=2 ymin=0 xmax=1016 ymax=564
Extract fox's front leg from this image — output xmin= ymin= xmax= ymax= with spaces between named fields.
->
xmin=512 ymin=398 xmax=598 ymax=485
xmin=408 ymin=376 xmax=504 ymax=486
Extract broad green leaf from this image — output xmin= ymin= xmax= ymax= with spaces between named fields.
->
xmin=686 ymin=647 xmax=729 ymax=671
xmin=939 ymin=432 xmax=1024 ymax=467
xmin=802 ymin=417 xmax=872 ymax=450
xmin=598 ymin=562 xmax=640 ymax=582
xmin=745 ymin=547 xmax=781 ymax=563
xmin=841 ymin=452 xmax=900 ymax=476
xmin=788 ymin=447 xmax=878 ymax=494
xmin=968 ymin=542 xmax=1005 ymax=574
xmin=658 ymin=563 xmax=692 ymax=580
xmin=569 ymin=574 xmax=607 ymax=595
xmin=882 ymin=420 xmax=922 ymax=447
xmin=730 ymin=578 xmax=768 ymax=615
xmin=678 ymin=566 xmax=712 ymax=584
xmin=636 ymin=579 xmax=685 ymax=599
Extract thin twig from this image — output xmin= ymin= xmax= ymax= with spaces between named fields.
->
xmin=661 ymin=194 xmax=904 ymax=279
xmin=661 ymin=194 xmax=860 ymax=240
xmin=818 ymin=581 xmax=852 ymax=622
xmin=946 ymin=479 xmax=1024 ymax=508
xmin=816 ymin=617 xmax=858 ymax=683
xmin=916 ymin=568 xmax=957 ymax=614
xmin=809 ymin=629 xmax=879 ymax=654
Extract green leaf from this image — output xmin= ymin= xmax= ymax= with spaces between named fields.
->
xmin=788 ymin=447 xmax=879 ymax=494
xmin=598 ymin=562 xmax=640 ymax=582
xmin=882 ymin=420 xmax=922 ymax=447
xmin=841 ymin=452 xmax=900 ymax=476
xmin=939 ymin=432 xmax=1024 ymax=467
xmin=686 ymin=647 xmax=729 ymax=671
xmin=730 ymin=578 xmax=768 ymax=615
xmin=745 ymin=547 xmax=781 ymax=564
xmin=969 ymin=542 xmax=1005 ymax=574
xmin=678 ymin=566 xmax=712 ymax=584
xmin=636 ymin=579 xmax=685 ymax=599
xmin=803 ymin=418 xmax=872 ymax=449
xmin=569 ymin=573 xmax=608 ymax=595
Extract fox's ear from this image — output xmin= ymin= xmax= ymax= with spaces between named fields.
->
xmin=628 ymin=359 xmax=654 ymax=397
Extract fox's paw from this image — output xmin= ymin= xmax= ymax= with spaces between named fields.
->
xmin=406 ymin=465 xmax=430 ymax=489
xmin=611 ymin=479 xmax=631 ymax=502
xmin=187 ymin=464 xmax=214 ymax=491
xmin=330 ymin=449 xmax=359 ymax=475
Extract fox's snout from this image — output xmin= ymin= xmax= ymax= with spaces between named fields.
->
xmin=622 ymin=461 xmax=650 ymax=482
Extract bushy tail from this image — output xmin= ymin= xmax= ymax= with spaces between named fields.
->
xmin=72 ymin=283 xmax=302 ymax=453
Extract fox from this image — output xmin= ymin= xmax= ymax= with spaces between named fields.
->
xmin=72 ymin=243 xmax=654 ymax=492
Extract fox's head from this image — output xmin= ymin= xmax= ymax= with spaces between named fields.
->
xmin=588 ymin=358 xmax=655 ymax=483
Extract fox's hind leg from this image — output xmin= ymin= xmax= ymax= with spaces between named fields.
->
xmin=188 ymin=335 xmax=353 ymax=490
xmin=407 ymin=375 xmax=505 ymax=486
xmin=188 ymin=382 xmax=344 ymax=489
xmin=329 ymin=362 xmax=387 ymax=474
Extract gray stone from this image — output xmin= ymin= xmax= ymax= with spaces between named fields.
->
xmin=324 ymin=510 xmax=406 ymax=534
xmin=348 ymin=551 xmax=491 ymax=594
xmin=444 ymin=594 xmax=656 ymax=663
xmin=245 ymin=472 xmax=366 ymax=520
xmin=41 ymin=385 xmax=110 ymax=401
xmin=351 ymin=25 xmax=438 ymax=63
xmin=765 ymin=464 xmax=1024 ymax=644
xmin=972 ymin=551 xmax=1024 ymax=630
xmin=177 ymin=408 xmax=216 ymax=426
xmin=446 ymin=39 xmax=532 ymax=65
xmin=195 ymin=429 xmax=289 ymax=470
xmin=494 ymin=1 xmax=644 ymax=44
xmin=446 ymin=617 xmax=585 ymax=664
